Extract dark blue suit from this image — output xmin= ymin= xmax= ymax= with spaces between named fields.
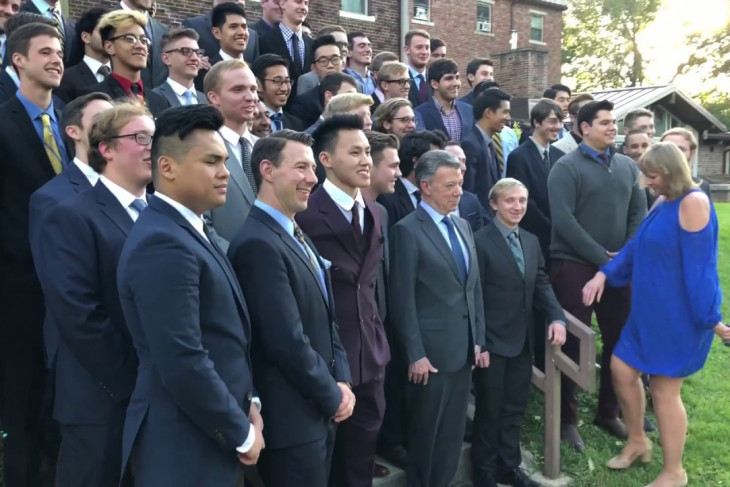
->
xmin=36 ymin=180 xmax=138 ymax=486
xmin=458 ymin=190 xmax=491 ymax=232
xmin=462 ymin=124 xmax=500 ymax=209
xmin=458 ymin=90 xmax=475 ymax=105
xmin=414 ymin=98 xmax=474 ymax=141
xmin=117 ymin=195 xmax=255 ymax=487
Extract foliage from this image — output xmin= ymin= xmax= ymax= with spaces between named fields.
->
xmin=562 ymin=0 xmax=661 ymax=91
xmin=673 ymin=19 xmax=730 ymax=82
xmin=697 ymin=91 xmax=730 ymax=130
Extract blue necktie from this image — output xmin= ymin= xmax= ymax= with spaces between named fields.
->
xmin=183 ymin=90 xmax=195 ymax=106
xmin=508 ymin=232 xmax=525 ymax=277
xmin=129 ymin=198 xmax=147 ymax=213
xmin=270 ymin=112 xmax=284 ymax=132
xmin=442 ymin=216 xmax=467 ymax=283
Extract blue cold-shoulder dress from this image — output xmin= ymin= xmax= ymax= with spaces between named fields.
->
xmin=602 ymin=189 xmax=722 ymax=378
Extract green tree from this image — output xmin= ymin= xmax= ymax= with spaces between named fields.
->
xmin=562 ymin=0 xmax=661 ymax=91
xmin=672 ymin=19 xmax=730 ymax=82
xmin=698 ymin=92 xmax=730 ymax=130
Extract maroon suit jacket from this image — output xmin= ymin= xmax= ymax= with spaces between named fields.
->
xmin=296 ymin=187 xmax=390 ymax=386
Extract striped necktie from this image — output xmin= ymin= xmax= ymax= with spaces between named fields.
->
xmin=41 ymin=113 xmax=63 ymax=174
xmin=492 ymin=132 xmax=504 ymax=175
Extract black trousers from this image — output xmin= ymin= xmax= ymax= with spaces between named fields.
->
xmin=471 ymin=344 xmax=533 ymax=485
xmin=376 ymin=354 xmax=407 ymax=453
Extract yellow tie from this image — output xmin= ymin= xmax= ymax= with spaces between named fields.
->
xmin=41 ymin=113 xmax=63 ymax=174
xmin=492 ymin=132 xmax=504 ymax=175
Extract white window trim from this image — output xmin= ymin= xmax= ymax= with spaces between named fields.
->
xmin=339 ymin=10 xmax=376 ymax=22
xmin=475 ymin=1 xmax=493 ymax=34
xmin=412 ymin=19 xmax=435 ymax=26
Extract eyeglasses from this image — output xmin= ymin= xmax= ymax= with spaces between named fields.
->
xmin=264 ymin=77 xmax=292 ymax=87
xmin=108 ymin=34 xmax=152 ymax=47
xmin=164 ymin=47 xmax=205 ymax=57
xmin=110 ymin=132 xmax=153 ymax=146
xmin=384 ymin=79 xmax=410 ymax=87
xmin=543 ymin=117 xmax=564 ymax=126
xmin=392 ymin=116 xmax=417 ymax=123
xmin=314 ymin=55 xmax=343 ymax=67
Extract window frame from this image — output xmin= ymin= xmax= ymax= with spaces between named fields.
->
xmin=413 ymin=0 xmax=431 ymax=22
xmin=340 ymin=0 xmax=368 ymax=16
xmin=476 ymin=0 xmax=493 ymax=34
xmin=529 ymin=12 xmax=545 ymax=44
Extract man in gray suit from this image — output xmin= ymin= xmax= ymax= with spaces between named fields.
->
xmin=152 ymin=28 xmax=208 ymax=109
xmin=390 ymin=150 xmax=488 ymax=487
xmin=204 ymin=59 xmax=258 ymax=246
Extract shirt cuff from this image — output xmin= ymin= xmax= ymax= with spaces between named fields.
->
xmin=551 ymin=320 xmax=566 ymax=327
xmin=252 ymin=397 xmax=262 ymax=412
xmin=235 ymin=424 xmax=256 ymax=454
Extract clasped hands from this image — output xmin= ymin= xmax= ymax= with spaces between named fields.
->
xmin=238 ymin=403 xmax=265 ymax=466
xmin=334 ymin=382 xmax=356 ymax=423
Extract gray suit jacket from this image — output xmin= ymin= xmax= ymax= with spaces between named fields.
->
xmin=206 ymin=138 xmax=254 ymax=245
xmin=552 ymin=132 xmax=579 ymax=155
xmin=152 ymin=82 xmax=208 ymax=108
xmin=389 ymin=206 xmax=485 ymax=373
xmin=296 ymin=70 xmax=364 ymax=96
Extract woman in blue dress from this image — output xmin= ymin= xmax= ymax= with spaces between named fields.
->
xmin=582 ymin=142 xmax=730 ymax=487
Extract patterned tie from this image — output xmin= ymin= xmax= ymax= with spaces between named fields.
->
xmin=129 ymin=198 xmax=147 ymax=215
xmin=293 ymin=223 xmax=320 ymax=271
xmin=98 ymin=65 xmax=111 ymax=79
xmin=239 ymin=137 xmax=257 ymax=195
xmin=442 ymin=216 xmax=467 ymax=283
xmin=270 ymin=112 xmax=284 ymax=132
xmin=507 ymin=231 xmax=525 ymax=277
xmin=417 ymin=74 xmax=427 ymax=104
xmin=291 ymin=33 xmax=302 ymax=71
xmin=50 ymin=7 xmax=64 ymax=35
xmin=183 ymin=90 xmax=195 ymax=106
xmin=41 ymin=113 xmax=63 ymax=174
xmin=492 ymin=132 xmax=504 ymax=175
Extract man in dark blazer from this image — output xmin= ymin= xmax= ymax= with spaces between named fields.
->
xmin=0 ymin=23 xmax=69 ymax=487
xmin=228 ymin=131 xmax=355 ymax=486
xmin=35 ymin=103 xmax=154 ymax=487
xmin=55 ymin=8 xmax=111 ymax=103
xmin=152 ymin=27 xmax=208 ymax=108
xmin=120 ymin=0 xmax=167 ymax=88
xmin=472 ymin=178 xmax=566 ymax=487
xmin=117 ymin=105 xmax=262 ymax=487
xmin=297 ymin=115 xmax=391 ymax=485
xmin=458 ymin=58 xmax=494 ymax=106
xmin=404 ymin=29 xmax=431 ymax=108
xmin=463 ymin=88 xmax=512 ymax=209
xmin=446 ymin=141 xmax=492 ymax=231
xmin=0 ymin=66 xmax=18 ymax=101
xmin=252 ymin=53 xmax=304 ymax=131
xmin=250 ymin=0 xmax=281 ymax=36
xmin=390 ymin=150 xmax=487 ymax=487
xmin=19 ymin=0 xmax=76 ymax=66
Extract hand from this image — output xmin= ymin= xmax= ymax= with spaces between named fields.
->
xmin=582 ymin=271 xmax=606 ymax=306
xmin=199 ymin=56 xmax=212 ymax=71
xmin=408 ymin=357 xmax=438 ymax=385
xmin=249 ymin=403 xmax=264 ymax=442
xmin=548 ymin=322 xmax=567 ymax=346
xmin=334 ymin=382 xmax=356 ymax=423
xmin=474 ymin=346 xmax=490 ymax=368
xmin=237 ymin=420 xmax=264 ymax=466
xmin=606 ymin=251 xmax=618 ymax=259
xmin=713 ymin=323 xmax=730 ymax=341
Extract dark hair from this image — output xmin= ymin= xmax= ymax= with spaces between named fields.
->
xmin=430 ymin=129 xmax=449 ymax=147
xmin=211 ymin=2 xmax=247 ymax=30
xmin=567 ymin=93 xmax=594 ymax=116
xmin=347 ymin=31 xmax=367 ymax=48
xmin=366 ymin=131 xmax=400 ymax=166
xmin=542 ymin=88 xmax=557 ymax=100
xmin=550 ymin=83 xmax=572 ymax=96
xmin=404 ymin=29 xmax=430 ymax=45
xmin=70 ymin=8 xmax=108 ymax=66
xmin=427 ymin=58 xmax=458 ymax=84
xmin=466 ymin=57 xmax=493 ymax=77
xmin=318 ymin=71 xmax=357 ymax=106
xmin=473 ymin=80 xmax=500 ymax=97
xmin=530 ymin=98 xmax=564 ymax=127
xmin=310 ymin=34 xmax=338 ymax=60
xmin=151 ymin=105 xmax=224 ymax=180
xmin=576 ymin=100 xmax=614 ymax=135
xmin=161 ymin=27 xmax=200 ymax=51
xmin=6 ymin=23 xmax=62 ymax=71
xmin=251 ymin=53 xmax=289 ymax=82
xmin=430 ymin=38 xmax=445 ymax=52
xmin=5 ymin=13 xmax=54 ymax=40
xmin=473 ymin=88 xmax=511 ymax=120
xmin=316 ymin=25 xmax=346 ymax=38
xmin=61 ymin=92 xmax=113 ymax=153
xmin=445 ymin=140 xmax=461 ymax=148
xmin=312 ymin=114 xmax=364 ymax=162
xmin=398 ymin=130 xmax=445 ymax=177
xmin=252 ymin=130 xmax=314 ymax=187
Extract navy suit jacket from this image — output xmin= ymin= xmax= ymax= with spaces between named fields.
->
xmin=407 ymin=69 xmax=432 ymax=108
xmin=505 ymin=141 xmax=564 ymax=258
xmin=182 ymin=11 xmax=259 ymax=64
xmin=458 ymin=90 xmax=475 ymax=105
xmin=0 ymin=68 xmax=18 ymax=104
xmin=462 ymin=124 xmax=500 ymax=209
xmin=414 ymin=98 xmax=474 ymax=141
xmin=458 ymin=190 xmax=491 ymax=232
xmin=36 ymin=181 xmax=138 ymax=424
xmin=377 ymin=178 xmax=415 ymax=229
xmin=287 ymin=84 xmax=322 ymax=129
xmin=117 ymin=195 xmax=254 ymax=487
xmin=228 ymin=205 xmax=349 ymax=448
xmin=259 ymin=24 xmax=313 ymax=99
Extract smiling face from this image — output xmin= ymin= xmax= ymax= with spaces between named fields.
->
xmin=261 ymin=140 xmax=317 ymax=217
xmin=208 ymin=66 xmax=258 ymax=125
xmin=468 ymin=63 xmax=493 ymax=87
xmin=370 ymin=147 xmax=401 ymax=195
xmin=104 ymin=24 xmax=148 ymax=72
xmin=213 ymin=13 xmax=248 ymax=56
xmin=259 ymin=63 xmax=291 ymax=109
xmin=624 ymin=132 xmax=651 ymax=162
xmin=534 ymin=109 xmax=564 ymax=143
xmin=100 ymin=115 xmax=155 ymax=190
xmin=280 ymin=0 xmax=308 ymax=27
xmin=431 ymin=71 xmax=461 ymax=103
xmin=490 ymin=184 xmax=528 ymax=228
xmin=661 ymin=133 xmax=695 ymax=164
xmin=251 ymin=100 xmax=272 ymax=138
xmin=349 ymin=35 xmax=372 ymax=66
xmin=582 ymin=110 xmax=617 ymax=151
xmin=14 ymin=34 xmax=64 ymax=89
xmin=0 ymin=0 xmax=21 ymax=33
xmin=320 ymin=129 xmax=372 ymax=194
xmin=162 ymin=36 xmax=202 ymax=81
xmin=383 ymin=105 xmax=416 ymax=139
xmin=404 ymin=34 xmax=430 ymax=70
xmin=484 ymin=100 xmax=511 ymax=134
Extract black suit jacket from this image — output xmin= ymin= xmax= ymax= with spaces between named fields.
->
xmin=19 ymin=1 xmax=76 ymax=67
xmin=370 ymin=92 xmax=382 ymax=113
xmin=251 ymin=18 xmax=274 ymax=37
xmin=142 ymin=17 xmax=168 ymax=89
xmin=287 ymin=85 xmax=322 ymax=128
xmin=462 ymin=124 xmax=500 ymax=209
xmin=408 ymin=69 xmax=432 ymax=108
xmin=280 ymin=111 xmax=304 ymax=131
xmin=228 ymin=205 xmax=349 ymax=449
xmin=458 ymin=90 xmax=475 ymax=105
xmin=182 ymin=12 xmax=259 ymax=65
xmin=474 ymin=222 xmax=565 ymax=357
xmin=259 ymin=24 xmax=313 ymax=97
xmin=458 ymin=190 xmax=491 ymax=232
xmin=83 ymin=76 xmax=169 ymax=117
xmin=0 ymin=68 xmax=18 ymax=104
xmin=505 ymin=141 xmax=564 ymax=258
xmin=377 ymin=178 xmax=416 ymax=229
xmin=55 ymin=60 xmax=100 ymax=103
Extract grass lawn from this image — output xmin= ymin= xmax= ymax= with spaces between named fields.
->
xmin=521 ymin=202 xmax=730 ymax=486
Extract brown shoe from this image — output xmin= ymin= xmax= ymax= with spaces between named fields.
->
xmin=373 ymin=463 xmax=390 ymax=477
xmin=560 ymin=424 xmax=585 ymax=452
xmin=594 ymin=417 xmax=628 ymax=439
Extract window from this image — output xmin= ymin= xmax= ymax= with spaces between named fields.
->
xmin=413 ymin=0 xmax=430 ymax=21
xmin=476 ymin=1 xmax=492 ymax=33
xmin=341 ymin=0 xmax=366 ymax=15
xmin=530 ymin=14 xmax=544 ymax=42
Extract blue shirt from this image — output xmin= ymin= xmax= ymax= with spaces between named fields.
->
xmin=278 ymin=23 xmax=305 ymax=69
xmin=580 ymin=142 xmax=612 ymax=165
xmin=419 ymin=200 xmax=470 ymax=270
xmin=15 ymin=91 xmax=68 ymax=167
xmin=408 ymin=66 xmax=427 ymax=90
xmin=31 ymin=0 xmax=64 ymax=34
xmin=344 ymin=67 xmax=375 ymax=95
xmin=253 ymin=200 xmax=328 ymax=297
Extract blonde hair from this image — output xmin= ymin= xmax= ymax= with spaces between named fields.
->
xmin=99 ymin=10 xmax=148 ymax=43
xmin=488 ymin=177 xmax=527 ymax=202
xmin=88 ymin=101 xmax=152 ymax=174
xmin=660 ymin=127 xmax=698 ymax=152
xmin=638 ymin=142 xmax=697 ymax=199
xmin=372 ymin=97 xmax=412 ymax=132
xmin=377 ymin=62 xmax=408 ymax=82
xmin=324 ymin=93 xmax=373 ymax=118
xmin=204 ymin=59 xmax=249 ymax=95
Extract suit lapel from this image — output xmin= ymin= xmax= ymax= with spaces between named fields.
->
xmin=77 ymin=62 xmax=97 ymax=86
xmin=395 ymin=179 xmax=414 ymax=213
xmin=487 ymin=223 xmax=523 ymax=279
xmin=64 ymin=162 xmax=92 ymax=193
xmin=8 ymin=97 xmax=57 ymax=180
xmin=157 ymin=84 xmax=180 ymax=107
xmin=94 ymin=181 xmax=134 ymax=235
xmin=363 ymin=198 xmax=384 ymax=270
xmin=223 ymin=139 xmax=255 ymax=206
xmin=315 ymin=189 xmax=363 ymax=263
xmin=416 ymin=207 xmax=462 ymax=283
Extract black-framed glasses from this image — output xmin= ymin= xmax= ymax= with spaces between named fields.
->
xmin=264 ymin=77 xmax=292 ymax=87
xmin=314 ymin=55 xmax=342 ymax=67
xmin=392 ymin=116 xmax=417 ymax=123
xmin=384 ymin=79 xmax=410 ymax=87
xmin=164 ymin=47 xmax=205 ymax=57
xmin=110 ymin=132 xmax=153 ymax=146
xmin=109 ymin=33 xmax=152 ymax=47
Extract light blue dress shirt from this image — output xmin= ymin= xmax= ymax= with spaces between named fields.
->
xmin=15 ymin=91 xmax=68 ymax=167
xmin=419 ymin=200 xmax=470 ymax=270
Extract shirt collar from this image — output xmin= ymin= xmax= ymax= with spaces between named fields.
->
xmin=322 ymin=178 xmax=365 ymax=212
xmin=530 ymin=136 xmax=549 ymax=155
xmin=254 ymin=200 xmax=295 ymax=236
xmin=73 ymin=157 xmax=100 ymax=186
xmin=579 ymin=142 xmax=612 ymax=164
xmin=219 ymin=49 xmax=243 ymax=61
xmin=408 ymin=65 xmax=426 ymax=79
xmin=5 ymin=66 xmax=19 ymax=87
xmin=99 ymin=174 xmax=145 ymax=210
xmin=432 ymin=95 xmax=454 ymax=113
xmin=153 ymin=192 xmax=207 ymax=236
xmin=0 ymin=34 xmax=7 ymax=56
xmin=267 ymin=106 xmax=284 ymax=118
xmin=373 ymin=88 xmax=384 ymax=102
xmin=31 ymin=0 xmax=55 ymax=16
xmin=476 ymin=125 xmax=493 ymax=147
xmin=111 ymin=72 xmax=144 ymax=95
xmin=278 ymin=22 xmax=302 ymax=41
xmin=219 ymin=125 xmax=251 ymax=147
xmin=419 ymin=199 xmax=449 ymax=221
xmin=166 ymin=77 xmax=194 ymax=96
xmin=493 ymin=217 xmax=518 ymax=239
xmin=83 ymin=55 xmax=109 ymax=75
xmin=15 ymin=91 xmax=55 ymax=122
xmin=400 ymin=176 xmax=418 ymax=195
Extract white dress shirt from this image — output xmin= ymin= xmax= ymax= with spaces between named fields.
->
xmin=400 ymin=177 xmax=420 ymax=209
xmin=219 ymin=49 xmax=244 ymax=61
xmin=83 ymin=55 xmax=111 ymax=83
xmin=98 ymin=175 xmax=146 ymax=222
xmin=219 ymin=125 xmax=254 ymax=166
xmin=166 ymin=77 xmax=198 ymax=105
xmin=73 ymin=157 xmax=100 ymax=186
xmin=322 ymin=178 xmax=365 ymax=231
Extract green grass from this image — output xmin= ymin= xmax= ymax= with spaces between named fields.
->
xmin=521 ymin=202 xmax=730 ymax=486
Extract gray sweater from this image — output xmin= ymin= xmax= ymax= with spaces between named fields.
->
xmin=547 ymin=147 xmax=647 ymax=267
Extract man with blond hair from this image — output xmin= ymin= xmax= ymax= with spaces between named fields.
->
xmin=323 ymin=91 xmax=373 ymax=130
xmin=376 ymin=62 xmax=410 ymax=107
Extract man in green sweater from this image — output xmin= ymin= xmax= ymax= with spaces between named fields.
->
xmin=547 ymin=100 xmax=647 ymax=451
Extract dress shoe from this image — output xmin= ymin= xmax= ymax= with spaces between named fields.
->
xmin=560 ymin=424 xmax=586 ymax=452
xmin=378 ymin=445 xmax=407 ymax=469
xmin=644 ymin=416 xmax=656 ymax=432
xmin=594 ymin=416 xmax=628 ymax=439
xmin=644 ymin=470 xmax=688 ymax=487
xmin=496 ymin=468 xmax=539 ymax=487
xmin=373 ymin=463 xmax=390 ymax=477
xmin=606 ymin=440 xmax=652 ymax=469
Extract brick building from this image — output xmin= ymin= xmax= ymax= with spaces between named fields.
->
xmin=64 ymin=0 xmax=565 ymax=99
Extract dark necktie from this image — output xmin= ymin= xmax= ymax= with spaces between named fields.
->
xmin=291 ymin=33 xmax=302 ymax=71
xmin=442 ymin=216 xmax=467 ymax=283
xmin=417 ymin=74 xmax=427 ymax=104
xmin=203 ymin=223 xmax=227 ymax=259
xmin=98 ymin=65 xmax=111 ymax=78
xmin=293 ymin=223 xmax=319 ymax=271
xmin=543 ymin=148 xmax=550 ymax=171
xmin=270 ymin=112 xmax=284 ymax=132
xmin=600 ymin=152 xmax=610 ymax=168
xmin=508 ymin=232 xmax=525 ymax=277
xmin=413 ymin=189 xmax=421 ymax=206
xmin=351 ymin=202 xmax=363 ymax=244
xmin=239 ymin=137 xmax=257 ymax=195
xmin=130 ymin=83 xmax=142 ymax=98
